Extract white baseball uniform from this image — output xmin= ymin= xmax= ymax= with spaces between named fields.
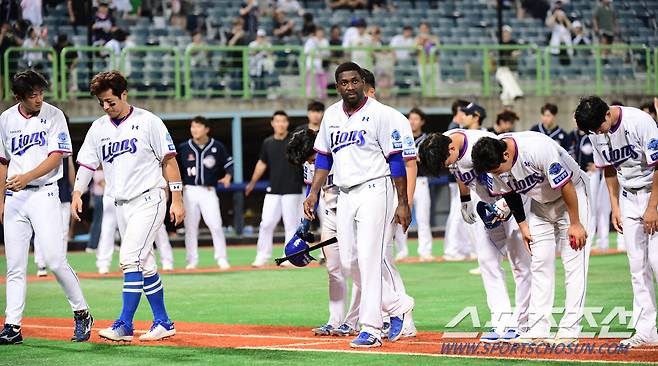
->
xmin=76 ymin=106 xmax=175 ymax=276
xmin=314 ymin=97 xmax=413 ymax=336
xmin=445 ymin=128 xmax=531 ymax=333
xmin=487 ymin=131 xmax=592 ymax=338
xmin=1 ymin=102 xmax=88 ymax=325
xmin=589 ymin=106 xmax=658 ymax=341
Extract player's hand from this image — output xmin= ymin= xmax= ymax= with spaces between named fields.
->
xmin=6 ymin=174 xmax=30 ymax=192
xmin=567 ymin=222 xmax=588 ymax=250
xmin=654 ymin=97 xmax=658 ymax=115
xmin=394 ymin=202 xmax=411 ymax=232
xmin=0 ymin=202 xmax=4 ymax=224
xmin=245 ymin=181 xmax=255 ymax=196
xmin=303 ymin=193 xmax=318 ymax=220
xmin=460 ymin=201 xmax=477 ymax=224
xmin=611 ymin=206 xmax=623 ymax=234
xmin=518 ymin=221 xmax=533 ymax=255
xmin=71 ymin=192 xmax=83 ymax=222
xmin=170 ymin=198 xmax=185 ymax=225
xmin=219 ymin=174 xmax=232 ymax=189
xmin=642 ymin=206 xmax=658 ymax=235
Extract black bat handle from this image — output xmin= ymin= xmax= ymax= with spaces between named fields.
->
xmin=275 ymin=237 xmax=338 ymax=266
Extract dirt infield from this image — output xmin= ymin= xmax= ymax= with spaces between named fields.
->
xmin=16 ymin=317 xmax=658 ymax=363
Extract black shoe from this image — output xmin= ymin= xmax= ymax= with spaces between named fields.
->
xmin=0 ymin=324 xmax=23 ymax=345
xmin=71 ymin=310 xmax=94 ymax=342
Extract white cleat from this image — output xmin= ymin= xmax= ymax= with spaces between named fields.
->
xmin=620 ymin=334 xmax=658 ymax=348
xmin=98 ymin=267 xmax=110 ymax=275
xmin=139 ymin=321 xmax=176 ymax=341
xmin=419 ymin=255 xmax=435 ymax=262
xmin=36 ymin=267 xmax=48 ymax=277
xmin=99 ymin=321 xmax=133 ymax=342
xmin=468 ymin=267 xmax=482 ymax=275
xmin=217 ymin=258 xmax=231 ymax=270
xmin=251 ymin=258 xmax=268 ymax=268
xmin=185 ymin=263 xmax=196 ymax=270
xmin=162 ymin=262 xmax=174 ymax=271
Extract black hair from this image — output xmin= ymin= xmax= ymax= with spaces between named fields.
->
xmin=286 ymin=129 xmax=317 ymax=165
xmin=408 ymin=107 xmax=426 ymax=121
xmin=272 ymin=110 xmax=288 ymax=119
xmin=335 ymin=62 xmax=363 ymax=82
xmin=417 ymin=133 xmax=452 ymax=176
xmin=610 ymin=100 xmax=624 ymax=106
xmin=361 ymin=68 xmax=375 ymax=89
xmin=11 ymin=69 xmax=49 ymax=99
xmin=472 ymin=137 xmax=508 ymax=174
xmin=540 ymin=103 xmax=558 ymax=115
xmin=307 ymin=100 xmax=325 ymax=112
xmin=496 ymin=110 xmax=519 ymax=125
xmin=90 ymin=70 xmax=128 ymax=97
xmin=451 ymin=99 xmax=470 ymax=117
xmin=574 ymin=96 xmax=609 ymax=134
xmin=191 ymin=115 xmax=210 ymax=128
xmin=640 ymin=101 xmax=656 ymax=115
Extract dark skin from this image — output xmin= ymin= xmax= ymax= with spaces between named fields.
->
xmin=303 ymin=70 xmax=411 ymax=230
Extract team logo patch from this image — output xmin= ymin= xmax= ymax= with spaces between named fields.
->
xmin=548 ymin=162 xmax=562 ymax=175
xmin=165 ymin=133 xmax=173 ymax=142
xmin=57 ymin=132 xmax=69 ymax=142
xmin=168 ymin=144 xmax=176 ymax=151
xmin=211 ymin=147 xmax=217 ymax=153
xmin=403 ymin=148 xmax=415 ymax=156
xmin=404 ymin=135 xmax=414 ymax=147
xmin=203 ymin=155 xmax=216 ymax=168
xmin=648 ymin=138 xmax=658 ymax=151
xmin=187 ymin=153 xmax=195 ymax=161
xmin=391 ymin=129 xmax=401 ymax=141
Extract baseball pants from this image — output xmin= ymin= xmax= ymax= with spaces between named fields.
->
xmin=589 ymin=169 xmax=612 ymax=249
xmin=525 ymin=177 xmax=592 ymax=339
xmin=96 ymin=194 xmax=119 ymax=271
xmin=34 ymin=202 xmax=72 ymax=269
xmin=255 ymin=193 xmax=303 ymax=262
xmin=183 ymin=185 xmax=228 ymax=266
xmin=394 ymin=176 xmax=433 ymax=258
xmin=620 ymin=187 xmax=658 ymax=341
xmin=444 ymin=182 xmax=473 ymax=258
xmin=4 ymin=185 xmax=88 ymax=325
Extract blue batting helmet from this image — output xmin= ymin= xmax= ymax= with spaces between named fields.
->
xmin=284 ymin=235 xmax=316 ymax=267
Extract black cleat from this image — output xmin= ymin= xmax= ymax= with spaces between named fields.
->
xmin=0 ymin=324 xmax=23 ymax=345
xmin=72 ymin=310 xmax=94 ymax=342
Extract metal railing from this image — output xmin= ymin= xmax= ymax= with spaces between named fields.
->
xmin=3 ymin=46 xmax=58 ymax=100
xmin=60 ymin=46 xmax=116 ymax=99
xmin=119 ymin=46 xmax=181 ymax=99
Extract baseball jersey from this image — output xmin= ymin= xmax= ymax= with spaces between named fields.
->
xmin=58 ymin=157 xmax=73 ymax=203
xmin=589 ymin=106 xmax=658 ymax=190
xmin=565 ymin=130 xmax=594 ymax=172
xmin=487 ymin=131 xmax=584 ymax=204
xmin=530 ymin=123 xmax=570 ymax=151
xmin=0 ymin=102 xmax=72 ymax=185
xmin=76 ymin=106 xmax=177 ymax=201
xmin=387 ymin=105 xmax=416 ymax=161
xmin=178 ymin=138 xmax=233 ymax=186
xmin=444 ymin=129 xmax=497 ymax=201
xmin=303 ymin=161 xmax=338 ymax=209
xmin=314 ymin=97 xmax=402 ymax=189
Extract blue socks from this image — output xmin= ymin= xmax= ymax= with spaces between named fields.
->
xmin=118 ymin=271 xmax=143 ymax=328
xmin=143 ymin=273 xmax=170 ymax=322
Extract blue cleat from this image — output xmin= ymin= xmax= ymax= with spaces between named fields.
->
xmin=381 ymin=322 xmax=390 ymax=339
xmin=350 ymin=331 xmax=382 ymax=348
xmin=99 ymin=320 xmax=134 ymax=342
xmin=71 ymin=310 xmax=94 ymax=342
xmin=312 ymin=324 xmax=334 ymax=336
xmin=480 ymin=329 xmax=501 ymax=343
xmin=330 ymin=323 xmax=358 ymax=337
xmin=388 ymin=307 xmax=413 ymax=342
xmin=501 ymin=329 xmax=520 ymax=342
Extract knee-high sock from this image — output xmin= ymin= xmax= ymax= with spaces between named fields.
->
xmin=119 ymin=271 xmax=143 ymax=327
xmin=143 ymin=273 xmax=170 ymax=322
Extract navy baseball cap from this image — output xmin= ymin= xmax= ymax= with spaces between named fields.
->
xmin=462 ymin=102 xmax=487 ymax=122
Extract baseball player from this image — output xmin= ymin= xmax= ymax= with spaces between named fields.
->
xmin=530 ymin=103 xmax=570 ymax=151
xmin=246 ymin=111 xmax=304 ymax=267
xmin=472 ymin=131 xmax=591 ymax=344
xmin=178 ymin=116 xmax=233 ymax=270
xmin=304 ymin=62 xmax=413 ymax=348
xmin=71 ymin=71 xmax=184 ymax=342
xmin=0 ymin=70 xmax=93 ymax=345
xmin=418 ymin=129 xmax=531 ymax=343
xmin=294 ymin=100 xmax=325 ymax=132
xmin=574 ymin=96 xmax=658 ymax=347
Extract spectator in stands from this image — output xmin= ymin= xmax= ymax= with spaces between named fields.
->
xmin=593 ymin=0 xmax=618 ymax=58
xmin=342 ymin=18 xmax=372 ymax=69
xmin=328 ymin=0 xmax=366 ymax=10
xmin=304 ymin=25 xmax=329 ymax=98
xmin=186 ymin=31 xmax=210 ymax=90
xmin=415 ymin=22 xmax=439 ymax=88
xmin=496 ymin=25 xmax=523 ymax=105
xmin=370 ymin=26 xmax=393 ymax=97
xmin=0 ymin=22 xmax=18 ymax=98
xmin=640 ymin=101 xmax=657 ymax=122
xmin=369 ymin=0 xmax=392 ymax=12
xmin=21 ymin=0 xmax=43 ymax=28
xmin=22 ymin=26 xmax=50 ymax=71
xmin=546 ymin=3 xmax=573 ymax=66
xmin=276 ymin=0 xmax=303 ymax=16
xmin=169 ymin=0 xmax=189 ymax=30
xmin=389 ymin=25 xmax=415 ymax=62
xmin=301 ymin=12 xmax=315 ymax=37
xmin=498 ymin=25 xmax=520 ymax=71
xmin=54 ymin=33 xmax=79 ymax=93
xmin=92 ymin=0 xmax=116 ymax=45
xmin=240 ymin=0 xmax=259 ymax=38
xmin=488 ymin=109 xmax=519 ymax=134
xmin=0 ymin=0 xmax=21 ymax=24
xmin=68 ymin=0 xmax=92 ymax=34
xmin=248 ymin=28 xmax=277 ymax=94
xmin=102 ymin=28 xmax=128 ymax=62
xmin=272 ymin=9 xmax=295 ymax=42
xmin=328 ymin=24 xmax=343 ymax=63
xmin=109 ymin=0 xmax=132 ymax=16
xmin=530 ymin=103 xmax=570 ymax=150
xmin=571 ymin=20 xmax=590 ymax=47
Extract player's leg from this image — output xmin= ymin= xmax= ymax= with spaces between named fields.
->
xmin=198 ymin=188 xmax=229 ymax=268
xmin=443 ymin=182 xmax=464 ymax=259
xmin=154 ymin=225 xmax=174 ymax=271
xmin=61 ymin=202 xmax=72 ymax=248
xmin=414 ymin=176 xmax=433 ymax=259
xmin=281 ymin=193 xmax=304 ymax=242
xmin=504 ymin=220 xmax=532 ymax=333
xmin=140 ymin=244 xmax=175 ymax=341
xmin=595 ymin=175 xmax=611 ymax=250
xmin=393 ymin=225 xmax=408 ymax=260
xmin=183 ymin=186 xmax=202 ymax=269
xmin=96 ymin=195 xmax=118 ymax=274
xmin=381 ymin=230 xmax=415 ymax=341
xmin=33 ymin=240 xmax=47 ymax=277
xmin=254 ymin=194 xmax=283 ymax=266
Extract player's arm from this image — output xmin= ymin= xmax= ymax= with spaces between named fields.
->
xmin=405 ymin=159 xmax=416 ymax=205
xmin=67 ymin=158 xmax=76 ymax=186
xmin=457 ymin=179 xmax=477 ymax=224
xmin=602 ymin=166 xmax=622 ymax=233
xmin=561 ymin=180 xmax=587 ymax=250
xmin=303 ymin=153 xmax=330 ymax=220
xmin=6 ymin=152 xmax=63 ymax=192
xmin=218 ymin=147 xmax=234 ymax=188
xmin=162 ymin=154 xmax=185 ymax=225
xmin=644 ymin=169 xmax=658 ymax=235
xmin=390 ymin=152 xmax=411 ymax=231
xmin=0 ymin=161 xmax=7 ymax=224
xmin=245 ymin=160 xmax=267 ymax=196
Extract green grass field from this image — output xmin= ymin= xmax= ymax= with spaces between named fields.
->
xmin=0 ymin=236 xmax=642 ymax=365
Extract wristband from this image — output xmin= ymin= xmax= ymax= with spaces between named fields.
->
xmin=169 ymin=182 xmax=183 ymax=191
xmin=460 ymin=194 xmax=471 ymax=203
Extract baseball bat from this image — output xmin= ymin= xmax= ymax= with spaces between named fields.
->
xmin=274 ymin=237 xmax=338 ymax=266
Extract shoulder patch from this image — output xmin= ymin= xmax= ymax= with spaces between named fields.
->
xmin=648 ymin=138 xmax=658 ymax=151
xmin=549 ymin=162 xmax=562 ymax=175
xmin=57 ymin=132 xmax=68 ymax=142
xmin=404 ymin=135 xmax=414 ymax=147
xmin=165 ymin=133 xmax=173 ymax=143
xmin=391 ymin=129 xmax=401 ymax=141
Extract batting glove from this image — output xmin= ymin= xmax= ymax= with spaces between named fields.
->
xmin=461 ymin=201 xmax=478 ymax=224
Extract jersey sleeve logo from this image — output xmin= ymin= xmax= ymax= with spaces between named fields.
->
xmin=648 ymin=138 xmax=658 ymax=151
xmin=404 ymin=135 xmax=414 ymax=147
xmin=11 ymin=131 xmax=47 ymax=155
xmin=57 ymin=132 xmax=71 ymax=150
xmin=548 ymin=162 xmax=562 ymax=175
xmin=165 ymin=133 xmax=173 ymax=142
xmin=102 ymin=138 xmax=138 ymax=163
xmin=391 ymin=130 xmax=401 ymax=141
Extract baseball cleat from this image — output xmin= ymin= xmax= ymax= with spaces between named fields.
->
xmin=185 ymin=263 xmax=196 ymax=270
xmin=350 ymin=331 xmax=382 ymax=348
xmin=620 ymin=334 xmax=658 ymax=348
xmin=419 ymin=255 xmax=435 ymax=262
xmin=37 ymin=267 xmax=48 ymax=277
xmin=330 ymin=323 xmax=358 ymax=337
xmin=139 ymin=320 xmax=176 ymax=341
xmin=312 ymin=324 xmax=334 ymax=336
xmin=394 ymin=252 xmax=408 ymax=262
xmin=443 ymin=254 xmax=466 ymax=262
xmin=0 ymin=324 xmax=23 ymax=345
xmin=381 ymin=322 xmax=390 ymax=339
xmin=162 ymin=262 xmax=174 ymax=271
xmin=479 ymin=329 xmax=501 ymax=343
xmin=98 ymin=267 xmax=110 ymax=275
xmin=217 ymin=258 xmax=231 ymax=270
xmin=251 ymin=258 xmax=268 ymax=268
xmin=99 ymin=320 xmax=134 ymax=342
xmin=71 ymin=310 xmax=94 ymax=342
xmin=468 ymin=267 xmax=482 ymax=275
xmin=388 ymin=306 xmax=414 ymax=342
xmin=501 ymin=329 xmax=520 ymax=342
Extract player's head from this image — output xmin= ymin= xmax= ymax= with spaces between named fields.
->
xmin=640 ymin=101 xmax=657 ymax=121
xmin=361 ymin=68 xmax=376 ymax=98
xmin=335 ymin=62 xmax=365 ymax=107
xmin=418 ymin=133 xmax=454 ymax=176
xmin=495 ymin=110 xmax=519 ymax=133
xmin=190 ymin=116 xmax=210 ymax=140
xmin=402 ymin=25 xmax=413 ymax=38
xmin=472 ymin=137 xmax=512 ymax=175
xmin=271 ymin=110 xmax=289 ymax=136
xmin=286 ymin=128 xmax=318 ymax=165
xmin=11 ymin=69 xmax=48 ymax=114
xmin=462 ymin=102 xmax=486 ymax=129
xmin=307 ymin=100 xmax=325 ymax=127
xmin=451 ymin=99 xmax=470 ymax=123
xmin=408 ymin=107 xmax=426 ymax=134
xmin=574 ymin=96 xmax=612 ymax=134
xmin=540 ymin=103 xmax=558 ymax=128
xmin=90 ymin=70 xmax=129 ymax=119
